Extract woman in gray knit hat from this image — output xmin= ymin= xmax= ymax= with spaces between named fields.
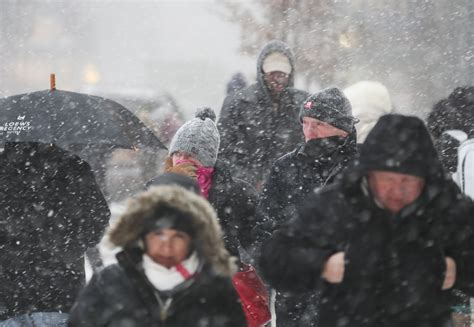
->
xmin=162 ymin=108 xmax=257 ymax=260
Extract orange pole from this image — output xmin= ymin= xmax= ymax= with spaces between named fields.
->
xmin=50 ymin=73 xmax=56 ymax=90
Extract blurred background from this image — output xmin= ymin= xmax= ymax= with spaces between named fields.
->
xmin=1 ymin=0 xmax=473 ymax=202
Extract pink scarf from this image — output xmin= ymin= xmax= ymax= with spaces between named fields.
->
xmin=196 ymin=166 xmax=214 ymax=198
xmin=173 ymin=158 xmax=214 ymax=198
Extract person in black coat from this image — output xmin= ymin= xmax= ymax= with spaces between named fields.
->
xmin=255 ymin=87 xmax=358 ymax=326
xmin=68 ymin=184 xmax=246 ymax=327
xmin=163 ymin=108 xmax=257 ymax=259
xmin=259 ymin=114 xmax=474 ymax=327
xmin=427 ymin=86 xmax=474 ymax=172
xmin=0 ymin=142 xmax=110 ymax=322
xmin=218 ymin=40 xmax=309 ymax=188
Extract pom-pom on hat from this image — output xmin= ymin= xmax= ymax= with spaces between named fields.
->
xmin=169 ymin=107 xmax=220 ymax=167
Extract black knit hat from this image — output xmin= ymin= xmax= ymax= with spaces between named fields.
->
xmin=299 ymin=87 xmax=354 ymax=132
xmin=142 ymin=204 xmax=197 ymax=238
xmin=145 ymin=172 xmax=201 ymax=195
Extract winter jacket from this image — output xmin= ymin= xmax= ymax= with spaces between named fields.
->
xmin=208 ymin=161 xmax=257 ymax=257
xmin=69 ymin=250 xmax=245 ymax=327
xmin=0 ymin=143 xmax=110 ymax=320
xmin=255 ymin=132 xmax=357 ymax=326
xmin=69 ymin=184 xmax=245 ymax=327
xmin=427 ymin=86 xmax=474 ymax=172
xmin=259 ymin=115 xmax=474 ymax=327
xmin=256 ymin=132 xmax=358 ymax=241
xmin=218 ymin=40 xmax=309 ymax=187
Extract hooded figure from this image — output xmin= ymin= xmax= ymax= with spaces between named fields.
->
xmin=344 ymin=80 xmax=393 ymax=143
xmin=226 ymin=72 xmax=248 ymax=96
xmin=162 ymin=108 xmax=257 ymax=259
xmin=0 ymin=143 xmax=110 ymax=322
xmin=218 ymin=40 xmax=309 ymax=188
xmin=68 ymin=185 xmax=246 ymax=326
xmin=259 ymin=114 xmax=474 ymax=326
xmin=255 ymin=87 xmax=358 ymax=326
xmin=427 ymin=86 xmax=474 ymax=172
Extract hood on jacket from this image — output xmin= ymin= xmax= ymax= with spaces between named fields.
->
xmin=256 ymin=40 xmax=296 ymax=97
xmin=344 ymin=81 xmax=393 ymax=143
xmin=106 ymin=185 xmax=237 ymax=277
xmin=345 ymin=114 xmax=445 ymax=185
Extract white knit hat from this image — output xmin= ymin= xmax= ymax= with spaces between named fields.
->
xmin=262 ymin=52 xmax=292 ymax=75
xmin=169 ymin=108 xmax=220 ymax=167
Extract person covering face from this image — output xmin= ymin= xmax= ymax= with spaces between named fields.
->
xmin=254 ymin=88 xmax=358 ymax=326
xmin=162 ymin=107 xmax=257 ymax=258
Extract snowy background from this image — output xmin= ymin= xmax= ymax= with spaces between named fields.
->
xmin=1 ymin=0 xmax=472 ymax=119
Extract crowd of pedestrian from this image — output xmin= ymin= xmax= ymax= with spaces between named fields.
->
xmin=1 ymin=39 xmax=474 ymax=327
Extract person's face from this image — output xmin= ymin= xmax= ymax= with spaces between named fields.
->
xmin=145 ymin=228 xmax=192 ymax=268
xmin=172 ymin=152 xmax=202 ymax=167
xmin=264 ymin=71 xmax=290 ymax=95
xmin=367 ymin=171 xmax=426 ymax=214
xmin=302 ymin=116 xmax=349 ymax=141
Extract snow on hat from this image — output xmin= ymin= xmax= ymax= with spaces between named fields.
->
xmin=262 ymin=52 xmax=292 ymax=75
xmin=299 ymin=87 xmax=355 ymax=133
xmin=169 ymin=107 xmax=220 ymax=167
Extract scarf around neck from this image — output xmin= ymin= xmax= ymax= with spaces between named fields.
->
xmin=143 ymin=252 xmax=201 ymax=291
xmin=196 ymin=166 xmax=214 ymax=198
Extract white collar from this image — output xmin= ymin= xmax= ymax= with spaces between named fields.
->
xmin=142 ymin=252 xmax=200 ymax=291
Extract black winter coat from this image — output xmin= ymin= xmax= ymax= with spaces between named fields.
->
xmin=259 ymin=115 xmax=474 ymax=326
xmin=0 ymin=143 xmax=110 ymax=320
xmin=256 ymin=133 xmax=357 ymax=241
xmin=218 ymin=41 xmax=308 ymax=186
xmin=255 ymin=134 xmax=357 ymax=327
xmin=68 ymin=249 xmax=246 ymax=327
xmin=208 ymin=161 xmax=257 ymax=257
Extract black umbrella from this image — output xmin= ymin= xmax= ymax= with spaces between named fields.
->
xmin=0 ymin=88 xmax=166 ymax=150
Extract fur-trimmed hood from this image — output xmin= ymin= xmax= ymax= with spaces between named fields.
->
xmin=105 ymin=185 xmax=237 ymax=277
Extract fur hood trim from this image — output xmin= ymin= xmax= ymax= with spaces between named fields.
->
xmin=106 ymin=185 xmax=237 ymax=277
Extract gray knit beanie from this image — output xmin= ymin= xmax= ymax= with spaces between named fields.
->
xmin=169 ymin=107 xmax=220 ymax=167
xmin=299 ymin=87 xmax=355 ymax=132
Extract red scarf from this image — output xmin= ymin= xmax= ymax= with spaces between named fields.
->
xmin=196 ymin=166 xmax=214 ymax=198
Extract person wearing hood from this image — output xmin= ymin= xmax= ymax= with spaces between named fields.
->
xmin=226 ymin=72 xmax=248 ymax=96
xmin=259 ymin=114 xmax=474 ymax=326
xmin=427 ymin=86 xmax=474 ymax=173
xmin=255 ymin=87 xmax=358 ymax=326
xmin=343 ymin=80 xmax=393 ymax=144
xmin=161 ymin=107 xmax=257 ymax=259
xmin=68 ymin=185 xmax=246 ymax=326
xmin=218 ymin=40 xmax=309 ymax=189
xmin=0 ymin=142 xmax=110 ymax=324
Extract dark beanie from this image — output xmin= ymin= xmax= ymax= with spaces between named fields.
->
xmin=142 ymin=204 xmax=196 ymax=238
xmin=299 ymin=87 xmax=354 ymax=132
xmin=145 ymin=172 xmax=201 ymax=195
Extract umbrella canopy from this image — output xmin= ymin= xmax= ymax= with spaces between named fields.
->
xmin=0 ymin=89 xmax=166 ymax=150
